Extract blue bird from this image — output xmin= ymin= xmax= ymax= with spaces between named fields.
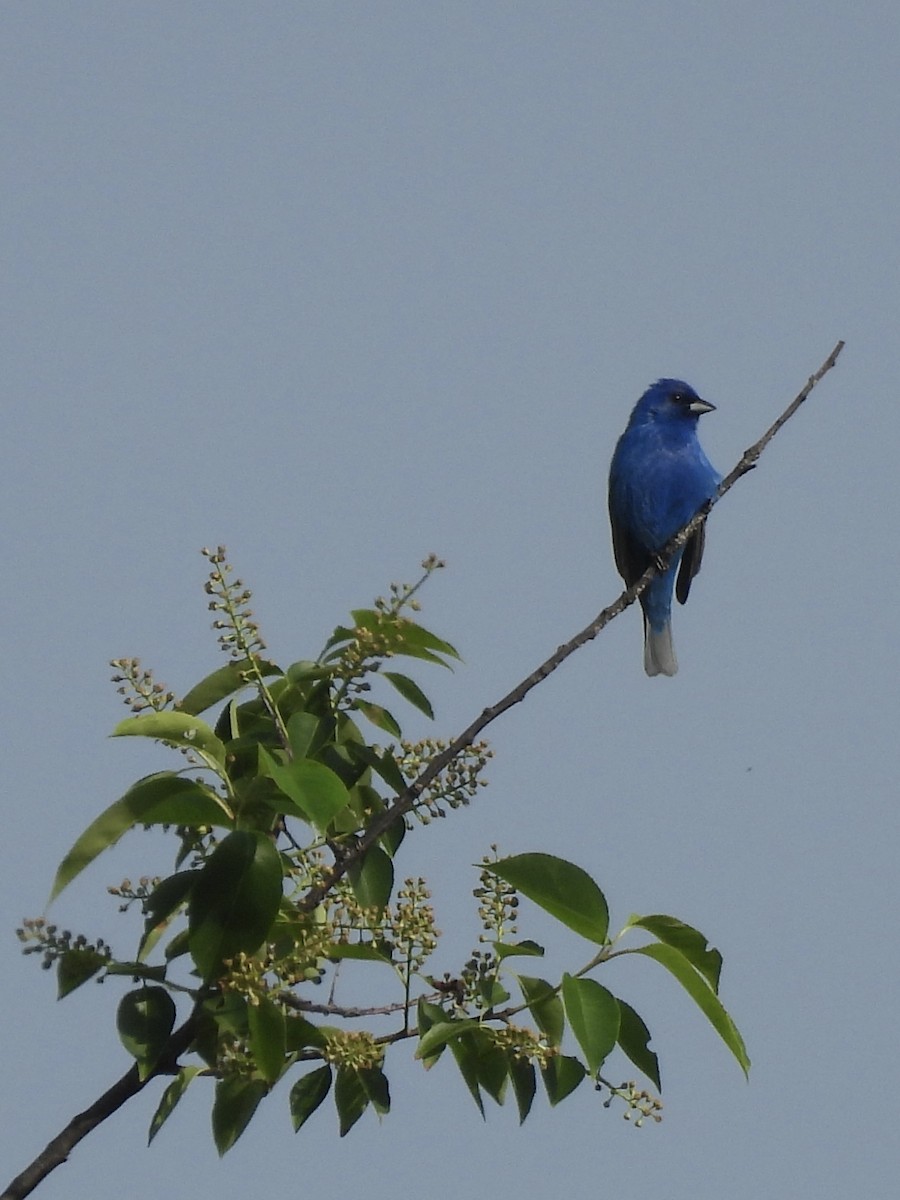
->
xmin=608 ymin=379 xmax=721 ymax=676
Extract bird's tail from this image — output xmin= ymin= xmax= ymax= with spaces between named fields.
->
xmin=643 ymin=617 xmax=678 ymax=677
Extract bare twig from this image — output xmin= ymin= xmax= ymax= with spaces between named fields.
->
xmin=280 ymin=992 xmax=437 ymax=1020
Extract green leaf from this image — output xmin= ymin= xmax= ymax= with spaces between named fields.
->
xmin=345 ymin=743 xmax=407 ymax=795
xmin=509 ymin=1055 xmax=536 ymax=1124
xmin=148 ymin=1066 xmax=203 ymax=1144
xmin=616 ymin=999 xmax=661 ymax=1090
xmin=139 ymin=871 xmax=196 ymax=960
xmin=188 ymin=831 xmax=284 ymax=981
xmin=57 ymin=947 xmax=108 ymax=998
xmin=379 ymin=812 xmax=406 ymax=858
xmin=354 ymin=700 xmax=402 ymax=738
xmin=382 ymin=672 xmax=435 ymax=719
xmin=357 ymin=1066 xmax=391 ymax=1116
xmin=326 ymin=611 xmax=459 ymax=668
xmin=164 ymin=928 xmax=191 ymax=962
xmin=259 ymin=749 xmax=350 ymax=833
xmin=416 ymin=997 xmax=449 ymax=1068
xmin=50 ymin=774 xmax=232 ymax=902
xmin=335 ymin=1065 xmax=369 ymax=1136
xmin=448 ymin=1034 xmax=485 ymax=1117
xmin=516 ymin=975 xmax=564 ymax=1046
xmin=429 ymin=1026 xmax=507 ymax=1112
xmin=286 ymin=660 xmax=336 ymax=685
xmin=494 ymin=939 xmax=544 ymax=961
xmin=144 ymin=871 xmax=197 ymax=924
xmin=628 ymin=914 xmax=722 ymax=990
xmin=381 ymin=617 xmax=460 ymax=664
xmin=284 ymin=1016 xmax=325 ymax=1053
xmin=212 ymin=1076 xmax=268 ymax=1154
xmin=248 ymin=995 xmax=286 ymax=1084
xmin=486 ymin=853 xmax=609 ymax=945
xmin=290 ymin=1065 xmax=332 ymax=1131
xmin=347 ymin=782 xmax=387 ymax=825
xmin=347 ymin=844 xmax=394 ymax=913
xmin=320 ymin=742 xmax=367 ymax=791
xmin=178 ymin=659 xmax=282 ymax=717
xmin=540 ymin=1054 xmax=586 ymax=1105
xmin=416 ymin=997 xmax=448 ymax=1030
xmin=561 ymin=974 xmax=619 ymax=1075
xmin=632 ymin=943 xmax=750 ymax=1076
xmin=116 ymin=987 xmax=177 ymax=1080
xmin=477 ymin=978 xmax=510 ymax=1008
xmin=416 ymin=1019 xmax=480 ymax=1060
xmin=286 ymin=711 xmax=321 ymax=760
xmin=471 ymin=1031 xmax=508 ymax=1105
xmin=112 ymin=712 xmax=226 ymax=767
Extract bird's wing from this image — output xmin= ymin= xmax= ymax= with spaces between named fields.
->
xmin=610 ymin=512 xmax=652 ymax=588
xmin=675 ymin=520 xmax=706 ymax=605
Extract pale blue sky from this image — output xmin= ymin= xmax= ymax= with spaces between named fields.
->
xmin=3 ymin=4 xmax=899 ymax=1198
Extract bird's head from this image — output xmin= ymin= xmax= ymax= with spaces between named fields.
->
xmin=631 ymin=379 xmax=716 ymax=428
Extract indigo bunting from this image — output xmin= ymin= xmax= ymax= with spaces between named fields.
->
xmin=608 ymin=379 xmax=720 ymax=676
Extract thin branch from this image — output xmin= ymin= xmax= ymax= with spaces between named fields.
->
xmin=280 ymin=992 xmax=437 ymax=1020
xmin=297 ymin=341 xmax=845 ymax=913
xmin=1 ymin=1011 xmax=199 ymax=1200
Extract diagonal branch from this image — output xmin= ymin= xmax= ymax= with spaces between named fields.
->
xmin=296 ymin=340 xmax=844 ymax=913
xmin=1 ymin=1010 xmax=199 ymax=1200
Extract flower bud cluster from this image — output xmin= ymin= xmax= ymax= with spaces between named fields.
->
xmin=220 ymin=950 xmax=272 ymax=1005
xmin=217 ymin=1032 xmax=256 ymax=1079
xmin=17 ymin=917 xmax=112 ymax=972
xmin=108 ymin=875 xmax=161 ymax=913
xmin=329 ymin=559 xmax=446 ymax=703
xmin=398 ymin=738 xmax=492 ymax=822
xmin=598 ymin=1079 xmax=664 ymax=1127
xmin=272 ymin=914 xmax=335 ymax=987
xmin=460 ymin=948 xmax=501 ymax=1012
xmin=490 ymin=1023 xmax=555 ymax=1069
xmin=202 ymin=545 xmax=266 ymax=663
xmin=110 ymin=658 xmax=175 ymax=713
xmin=474 ymin=851 xmax=518 ymax=943
xmin=387 ymin=877 xmax=440 ymax=982
xmin=321 ymin=1029 xmax=383 ymax=1070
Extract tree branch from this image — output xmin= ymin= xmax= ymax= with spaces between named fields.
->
xmin=280 ymin=992 xmax=435 ymax=1020
xmin=6 ymin=342 xmax=843 ymax=1199
xmin=296 ymin=341 xmax=845 ymax=913
xmin=2 ymin=1011 xmax=199 ymax=1200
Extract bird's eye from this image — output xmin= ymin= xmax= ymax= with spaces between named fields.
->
xmin=671 ymin=392 xmax=686 ymax=404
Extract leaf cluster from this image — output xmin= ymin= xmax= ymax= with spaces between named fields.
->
xmin=21 ymin=552 xmax=747 ymax=1154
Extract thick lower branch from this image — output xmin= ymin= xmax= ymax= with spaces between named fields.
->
xmin=2 ymin=1013 xmax=198 ymax=1200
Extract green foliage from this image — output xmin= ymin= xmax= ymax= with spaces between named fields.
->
xmin=117 ymin=986 xmax=177 ymax=1080
xmin=561 ymin=975 xmax=619 ymax=1075
xmin=289 ymin=1064 xmax=332 ymax=1131
xmin=188 ymin=832 xmax=284 ymax=982
xmin=484 ymin=853 xmax=609 ymax=945
xmin=20 ymin=549 xmax=749 ymax=1157
xmin=148 ymin=1066 xmax=203 ymax=1144
xmin=49 ymin=775 xmax=232 ymax=902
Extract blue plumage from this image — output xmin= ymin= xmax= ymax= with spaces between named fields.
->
xmin=608 ymin=379 xmax=721 ymax=676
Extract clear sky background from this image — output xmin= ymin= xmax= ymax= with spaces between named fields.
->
xmin=2 ymin=3 xmax=898 ymax=1197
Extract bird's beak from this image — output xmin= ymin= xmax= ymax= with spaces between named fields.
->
xmin=689 ymin=397 xmax=716 ymax=415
